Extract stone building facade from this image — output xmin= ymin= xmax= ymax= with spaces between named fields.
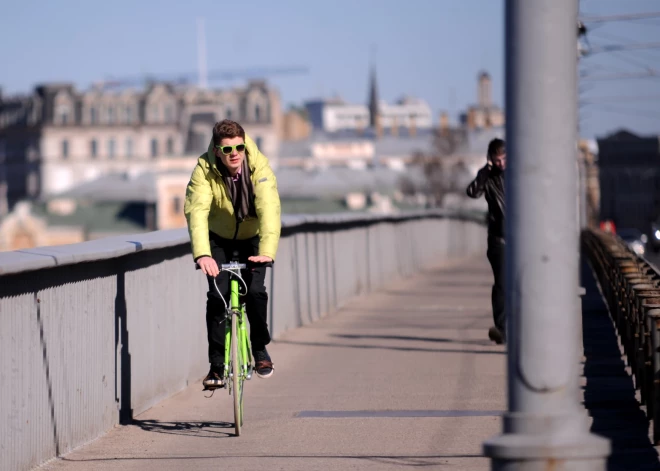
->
xmin=0 ymin=79 xmax=281 ymax=211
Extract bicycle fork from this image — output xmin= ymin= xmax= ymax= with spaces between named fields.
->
xmin=239 ymin=305 xmax=253 ymax=380
xmin=223 ymin=305 xmax=253 ymax=385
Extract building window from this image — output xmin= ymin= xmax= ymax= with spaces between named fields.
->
xmin=27 ymin=172 xmax=38 ymax=196
xmin=26 ymin=140 xmax=39 ymax=162
xmin=226 ymin=107 xmax=232 ymax=120
xmin=164 ymin=105 xmax=173 ymax=123
xmin=150 ymin=105 xmax=159 ymax=123
xmin=108 ymin=138 xmax=116 ymax=159
xmin=255 ymin=136 xmax=263 ymax=150
xmin=125 ymin=138 xmax=133 ymax=158
xmin=107 ymin=106 xmax=115 ymax=124
xmin=254 ymin=104 xmax=261 ymax=122
xmin=125 ymin=105 xmax=133 ymax=123
xmin=90 ymin=139 xmax=97 ymax=158
xmin=56 ymin=105 xmax=70 ymax=125
xmin=151 ymin=138 xmax=158 ymax=158
xmin=172 ymin=196 xmax=182 ymax=214
xmin=166 ymin=137 xmax=174 ymax=156
xmin=90 ymin=106 xmax=97 ymax=125
xmin=62 ymin=140 xmax=69 ymax=159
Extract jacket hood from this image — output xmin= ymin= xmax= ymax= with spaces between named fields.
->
xmin=206 ymin=138 xmax=221 ymax=177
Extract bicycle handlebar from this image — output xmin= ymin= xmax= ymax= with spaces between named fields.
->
xmin=195 ymin=260 xmax=273 ymax=270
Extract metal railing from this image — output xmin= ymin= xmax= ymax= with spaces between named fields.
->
xmin=582 ymin=229 xmax=660 ymax=444
xmin=0 ymin=209 xmax=487 ymax=471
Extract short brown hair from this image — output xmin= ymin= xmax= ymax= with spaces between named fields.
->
xmin=212 ymin=119 xmax=245 ymax=145
xmin=487 ymin=138 xmax=505 ymax=159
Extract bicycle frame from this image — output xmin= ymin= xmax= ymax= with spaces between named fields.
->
xmin=198 ymin=257 xmax=271 ymax=436
xmin=222 ymin=273 xmax=253 ymax=381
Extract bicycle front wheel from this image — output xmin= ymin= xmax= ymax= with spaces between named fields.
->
xmin=231 ymin=311 xmax=243 ymax=436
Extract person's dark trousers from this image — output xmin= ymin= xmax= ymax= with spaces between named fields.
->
xmin=205 ymin=232 xmax=271 ymax=368
xmin=486 ymin=236 xmax=506 ymax=337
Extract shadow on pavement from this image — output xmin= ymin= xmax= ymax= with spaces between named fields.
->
xmin=275 ymin=339 xmax=505 ymax=355
xmin=132 ymin=419 xmax=234 ymax=439
xmin=59 ymin=453 xmax=484 ymax=465
xmin=582 ymin=261 xmax=660 ymax=471
xmin=333 ymin=333 xmax=493 ymax=346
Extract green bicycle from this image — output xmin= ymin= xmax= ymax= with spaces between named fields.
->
xmin=198 ymin=256 xmax=271 ymax=436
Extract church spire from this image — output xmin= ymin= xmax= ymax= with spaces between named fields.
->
xmin=368 ymin=47 xmax=379 ymax=128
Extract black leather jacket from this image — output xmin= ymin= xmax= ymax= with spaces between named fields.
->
xmin=466 ymin=164 xmax=505 ymax=240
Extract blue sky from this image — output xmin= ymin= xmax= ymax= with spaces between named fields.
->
xmin=1 ymin=0 xmax=659 ymax=140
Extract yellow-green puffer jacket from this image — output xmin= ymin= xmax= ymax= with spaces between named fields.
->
xmin=183 ymin=135 xmax=281 ymax=261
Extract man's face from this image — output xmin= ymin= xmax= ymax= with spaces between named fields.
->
xmin=214 ymin=136 xmax=245 ymax=175
xmin=492 ymin=153 xmax=506 ymax=171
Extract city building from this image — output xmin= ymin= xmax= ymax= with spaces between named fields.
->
xmin=459 ymin=71 xmax=505 ymax=131
xmin=304 ymin=65 xmax=433 ymax=136
xmin=281 ymin=106 xmax=312 ymax=141
xmin=597 ymin=129 xmax=660 ymax=232
xmin=0 ymin=79 xmax=282 ymax=211
xmin=0 ymin=168 xmax=192 ymax=251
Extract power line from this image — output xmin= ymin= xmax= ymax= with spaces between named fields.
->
xmin=581 ymin=71 xmax=660 ymax=80
xmin=584 ymin=103 xmax=660 ymax=120
xmin=588 ymin=30 xmax=660 ymax=62
xmin=580 ymin=12 xmax=660 ymax=23
xmin=609 ymin=50 xmax=659 ymax=72
xmin=581 ymin=94 xmax=660 ymax=104
xmin=585 ymin=41 xmax=660 ymax=55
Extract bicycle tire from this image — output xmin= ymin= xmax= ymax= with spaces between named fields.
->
xmin=231 ymin=311 xmax=243 ymax=436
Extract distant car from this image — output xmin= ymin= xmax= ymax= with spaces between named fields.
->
xmin=617 ymin=228 xmax=648 ymax=257
xmin=650 ymin=222 xmax=660 ymax=253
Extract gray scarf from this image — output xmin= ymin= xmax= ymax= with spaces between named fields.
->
xmin=219 ymin=156 xmax=256 ymax=222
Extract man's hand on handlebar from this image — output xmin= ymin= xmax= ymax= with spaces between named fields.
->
xmin=197 ymin=256 xmax=220 ymax=277
xmin=248 ymin=255 xmax=273 ymax=264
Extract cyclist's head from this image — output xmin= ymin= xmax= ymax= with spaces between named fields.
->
xmin=487 ymin=138 xmax=506 ymax=171
xmin=212 ymin=120 xmax=248 ymax=176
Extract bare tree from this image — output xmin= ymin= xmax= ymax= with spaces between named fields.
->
xmin=402 ymin=127 xmax=466 ymax=207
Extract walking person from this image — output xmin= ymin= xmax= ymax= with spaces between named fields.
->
xmin=466 ymin=138 xmax=506 ymax=344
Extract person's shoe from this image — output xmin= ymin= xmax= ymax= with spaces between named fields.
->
xmin=488 ymin=327 xmax=506 ymax=345
xmin=253 ymin=348 xmax=274 ymax=378
xmin=203 ymin=365 xmax=225 ymax=390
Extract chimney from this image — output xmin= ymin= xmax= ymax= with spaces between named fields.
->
xmin=467 ymin=108 xmax=476 ymax=130
xmin=0 ymin=181 xmax=8 ymax=217
xmin=374 ymin=110 xmax=383 ymax=139
xmin=439 ymin=111 xmax=449 ymax=136
xmin=478 ymin=71 xmax=492 ymax=108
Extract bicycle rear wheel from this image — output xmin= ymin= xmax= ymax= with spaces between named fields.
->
xmin=231 ymin=311 xmax=243 ymax=436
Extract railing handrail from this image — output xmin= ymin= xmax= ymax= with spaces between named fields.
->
xmin=0 ymin=209 xmax=487 ymax=276
xmin=582 ymin=227 xmax=660 ymax=445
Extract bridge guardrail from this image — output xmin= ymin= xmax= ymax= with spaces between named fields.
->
xmin=0 ymin=209 xmax=487 ymax=471
xmin=582 ymin=228 xmax=660 ymax=444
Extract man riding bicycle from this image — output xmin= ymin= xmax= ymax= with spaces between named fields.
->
xmin=184 ymin=119 xmax=281 ymax=389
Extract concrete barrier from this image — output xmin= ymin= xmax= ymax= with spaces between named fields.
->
xmin=0 ymin=210 xmax=487 ymax=471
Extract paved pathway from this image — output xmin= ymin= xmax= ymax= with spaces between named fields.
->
xmin=42 ymin=257 xmax=507 ymax=471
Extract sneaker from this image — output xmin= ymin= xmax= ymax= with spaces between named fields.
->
xmin=488 ymin=327 xmax=506 ymax=345
xmin=203 ymin=365 xmax=225 ymax=389
xmin=253 ymin=348 xmax=274 ymax=378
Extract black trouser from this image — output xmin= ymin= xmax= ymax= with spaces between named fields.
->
xmin=486 ymin=237 xmax=506 ymax=334
xmin=206 ymin=233 xmax=271 ymax=368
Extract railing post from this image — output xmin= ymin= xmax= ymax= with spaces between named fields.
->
xmin=483 ymin=0 xmax=610 ymax=468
